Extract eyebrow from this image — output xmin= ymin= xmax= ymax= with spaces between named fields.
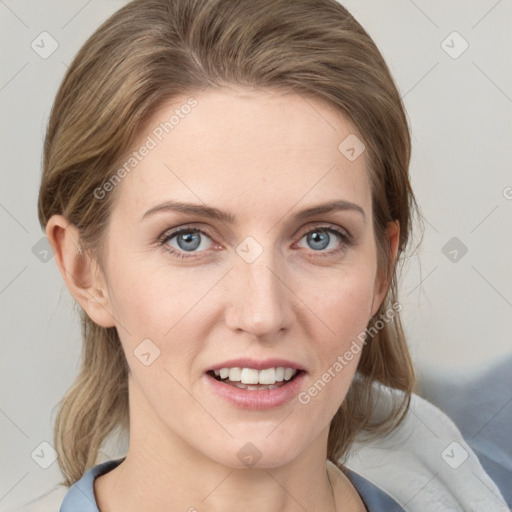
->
xmin=142 ymin=199 xmax=365 ymax=223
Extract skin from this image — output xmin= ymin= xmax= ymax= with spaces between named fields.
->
xmin=47 ymin=87 xmax=399 ymax=512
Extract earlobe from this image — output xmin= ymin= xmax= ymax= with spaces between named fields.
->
xmin=45 ymin=214 xmax=116 ymax=328
xmin=370 ymin=220 xmax=400 ymax=317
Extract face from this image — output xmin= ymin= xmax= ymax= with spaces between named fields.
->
xmin=93 ymin=88 xmax=390 ymax=468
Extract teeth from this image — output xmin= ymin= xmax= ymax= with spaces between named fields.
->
xmin=230 ymin=382 xmax=282 ymax=390
xmin=212 ymin=366 xmax=299 ymax=385
xmin=259 ymin=368 xmax=276 ymax=385
xmin=229 ymin=368 xmax=242 ymax=382
xmin=240 ymin=368 xmax=259 ymax=384
xmin=284 ymin=368 xmax=296 ymax=381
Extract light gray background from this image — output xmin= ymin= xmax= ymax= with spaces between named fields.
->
xmin=1 ymin=0 xmax=511 ymax=509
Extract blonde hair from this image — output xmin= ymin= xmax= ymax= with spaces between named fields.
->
xmin=38 ymin=0 xmax=420 ymax=487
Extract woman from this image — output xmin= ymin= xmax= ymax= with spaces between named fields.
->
xmin=33 ymin=0 xmax=506 ymax=511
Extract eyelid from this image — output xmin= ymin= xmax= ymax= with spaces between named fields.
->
xmin=157 ymin=224 xmax=216 ymax=245
xmin=299 ymin=222 xmax=352 ymax=242
xmin=158 ymin=221 xmax=352 ymax=242
xmin=157 ymin=222 xmax=353 ymax=259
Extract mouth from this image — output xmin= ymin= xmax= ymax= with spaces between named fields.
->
xmin=206 ymin=367 xmax=305 ymax=391
xmin=203 ymin=358 xmax=307 ymax=409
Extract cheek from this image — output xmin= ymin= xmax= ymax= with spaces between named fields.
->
xmin=295 ymin=282 xmax=374 ymax=424
xmin=307 ymin=267 xmax=375 ymax=340
xmin=106 ymin=253 xmax=191 ymax=331
xmin=104 ymin=255 xmax=223 ymax=378
xmin=105 ymin=239 xmax=378 ymax=359
xmin=303 ymin=269 xmax=375 ymax=392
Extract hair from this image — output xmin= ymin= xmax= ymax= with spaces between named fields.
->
xmin=38 ymin=0 xmax=421 ymax=487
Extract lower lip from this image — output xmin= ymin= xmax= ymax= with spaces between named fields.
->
xmin=204 ymin=371 xmax=306 ymax=410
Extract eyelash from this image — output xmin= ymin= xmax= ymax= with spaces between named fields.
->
xmin=157 ymin=223 xmax=352 ymax=260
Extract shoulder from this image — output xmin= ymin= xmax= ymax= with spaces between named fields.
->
xmin=8 ymin=458 xmax=124 ymax=512
xmin=344 ymin=385 xmax=508 ymax=512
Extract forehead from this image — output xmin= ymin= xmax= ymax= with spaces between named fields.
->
xmin=111 ymin=88 xmax=372 ymax=224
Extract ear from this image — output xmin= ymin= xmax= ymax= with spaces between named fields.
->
xmin=45 ymin=214 xmax=116 ymax=328
xmin=370 ymin=220 xmax=400 ymax=317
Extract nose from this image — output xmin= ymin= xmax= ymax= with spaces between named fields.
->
xmin=224 ymin=249 xmax=294 ymax=340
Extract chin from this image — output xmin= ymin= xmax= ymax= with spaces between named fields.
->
xmin=200 ymin=432 xmax=310 ymax=471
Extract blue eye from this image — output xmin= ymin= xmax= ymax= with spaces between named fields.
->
xmin=297 ymin=225 xmax=351 ymax=257
xmin=299 ymin=227 xmax=346 ymax=252
xmin=158 ymin=224 xmax=351 ymax=260
xmin=159 ymin=227 xmax=213 ymax=259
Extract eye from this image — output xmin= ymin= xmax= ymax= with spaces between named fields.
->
xmin=158 ymin=226 xmax=214 ymax=260
xmin=158 ymin=223 xmax=352 ymax=260
xmin=296 ymin=224 xmax=351 ymax=256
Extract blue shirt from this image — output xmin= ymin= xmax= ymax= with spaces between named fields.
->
xmin=59 ymin=457 xmax=405 ymax=511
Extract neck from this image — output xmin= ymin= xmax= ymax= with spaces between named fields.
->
xmin=97 ymin=441 xmax=338 ymax=512
xmin=94 ymin=377 xmax=364 ymax=512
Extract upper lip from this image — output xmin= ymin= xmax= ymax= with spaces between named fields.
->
xmin=207 ymin=358 xmax=306 ymax=372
